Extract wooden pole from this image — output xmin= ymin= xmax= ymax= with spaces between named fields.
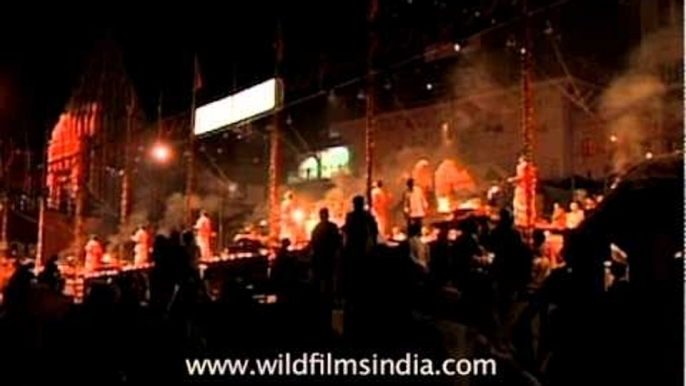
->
xmin=521 ymin=0 xmax=537 ymax=246
xmin=186 ymin=87 xmax=196 ymax=228
xmin=119 ymin=96 xmax=134 ymax=260
xmin=365 ymin=0 xmax=379 ymax=207
xmin=74 ymin=118 xmax=87 ymax=265
xmin=268 ymin=22 xmax=284 ymax=242
xmin=36 ymin=127 xmax=50 ymax=269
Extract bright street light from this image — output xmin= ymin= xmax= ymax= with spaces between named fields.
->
xmin=150 ymin=142 xmax=172 ymax=164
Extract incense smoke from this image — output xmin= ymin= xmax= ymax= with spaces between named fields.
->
xmin=600 ymin=26 xmax=683 ymax=173
xmin=106 ymin=210 xmax=149 ymax=258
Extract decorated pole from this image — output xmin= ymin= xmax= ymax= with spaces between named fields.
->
xmin=186 ymin=56 xmax=202 ymax=227
xmin=36 ymin=127 xmax=51 ymax=269
xmin=268 ymin=21 xmax=284 ymax=241
xmin=119 ymin=94 xmax=134 ymax=260
xmin=520 ymin=0 xmax=537 ymax=246
xmin=365 ymin=0 xmax=378 ymax=206
xmin=73 ymin=112 xmax=87 ymax=265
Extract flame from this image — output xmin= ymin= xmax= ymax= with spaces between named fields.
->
xmin=391 ymin=227 xmax=407 ymax=242
xmin=437 ymin=197 xmax=452 ymax=213
xmin=458 ymin=198 xmax=481 ymax=210
xmin=102 ymin=253 xmax=113 ymax=265
xmin=292 ymin=208 xmax=306 ymax=224
xmin=305 ymin=214 xmax=318 ymax=237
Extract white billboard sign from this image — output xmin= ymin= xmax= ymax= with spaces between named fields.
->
xmin=194 ymin=78 xmax=277 ymax=136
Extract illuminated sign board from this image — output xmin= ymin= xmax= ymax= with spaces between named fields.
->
xmin=194 ymin=78 xmax=277 ymax=136
xmin=298 ymin=146 xmax=351 ymax=180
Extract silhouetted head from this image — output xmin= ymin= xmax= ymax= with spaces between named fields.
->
xmin=459 ymin=218 xmax=478 ymax=235
xmin=280 ymin=238 xmax=291 ymax=250
xmin=182 ymin=230 xmax=195 ymax=246
xmin=374 ymin=180 xmax=383 ymax=188
xmin=533 ymin=229 xmax=546 ymax=249
xmin=46 ymin=254 xmax=59 ymax=266
xmin=499 ymin=208 xmax=513 ymax=226
xmin=610 ymin=261 xmax=627 ymax=280
xmin=408 ymin=222 xmax=421 ymax=237
xmin=352 ymin=195 xmax=365 ymax=211
xmin=406 ymin=178 xmax=414 ymax=189
xmin=319 ymin=207 xmax=330 ymax=222
xmin=169 ymin=230 xmax=181 ymax=246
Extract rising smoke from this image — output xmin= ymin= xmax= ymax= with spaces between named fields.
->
xmin=600 ymin=26 xmax=683 ymax=172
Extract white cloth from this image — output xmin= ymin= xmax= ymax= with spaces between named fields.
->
xmin=513 ymin=161 xmax=536 ymax=227
xmin=279 ymin=199 xmax=296 ymax=242
xmin=195 ymin=215 xmax=213 ymax=260
xmin=406 ymin=186 xmax=428 ymax=218
xmin=566 ymin=210 xmax=585 ymax=229
xmin=131 ymin=229 xmax=151 ymax=266
xmin=84 ymin=240 xmax=103 ymax=271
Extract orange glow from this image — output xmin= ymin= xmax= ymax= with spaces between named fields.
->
xmin=304 ymin=214 xmax=318 ymax=237
xmin=46 ymin=104 xmax=100 ymax=208
xmin=437 ymin=196 xmax=452 ymax=213
xmin=412 ymin=159 xmax=432 ymax=192
xmin=391 ymin=226 xmax=407 ymax=242
xmin=435 ymin=159 xmax=476 ymax=197
xmin=458 ymin=198 xmax=481 ymax=210
xmin=291 ymin=208 xmax=306 ymax=224
xmin=151 ymin=142 xmax=171 ymax=163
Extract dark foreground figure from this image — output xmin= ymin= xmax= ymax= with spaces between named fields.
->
xmin=0 ymin=157 xmax=683 ymax=386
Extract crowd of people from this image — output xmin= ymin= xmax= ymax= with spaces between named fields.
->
xmin=0 ymin=188 xmax=635 ymax=385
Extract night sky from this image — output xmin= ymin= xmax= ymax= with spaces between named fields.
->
xmin=0 ymin=0 xmax=634 ymax=153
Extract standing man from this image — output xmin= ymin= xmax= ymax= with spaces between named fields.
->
xmin=371 ymin=180 xmax=390 ymax=239
xmin=279 ymin=191 xmax=296 ymax=243
xmin=341 ymin=196 xmax=378 ymax=335
xmin=84 ymin=235 xmax=104 ymax=272
xmin=310 ymin=207 xmax=342 ymax=328
xmin=194 ymin=210 xmax=213 ymax=261
xmin=508 ymin=155 xmax=536 ymax=228
xmin=131 ymin=225 xmax=151 ymax=266
xmin=403 ymin=178 xmax=428 ymax=231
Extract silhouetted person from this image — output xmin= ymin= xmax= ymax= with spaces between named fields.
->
xmin=38 ymin=254 xmax=64 ymax=294
xmin=2 ymin=262 xmax=34 ymax=316
xmin=342 ymin=195 xmax=378 ymax=259
xmin=150 ymin=234 xmax=175 ymax=315
xmin=408 ymin=222 xmax=429 ymax=269
xmin=341 ymin=195 xmax=378 ymax=337
xmin=181 ymin=230 xmax=200 ymax=273
xmin=272 ymin=239 xmax=298 ymax=304
xmin=310 ymin=208 xmax=342 ymax=304
xmin=607 ymin=261 xmax=629 ymax=300
xmin=452 ymin=218 xmax=484 ymax=290
xmin=488 ymin=209 xmax=532 ymax=311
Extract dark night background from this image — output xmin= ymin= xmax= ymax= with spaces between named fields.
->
xmin=0 ymin=0 xmax=633 ymax=153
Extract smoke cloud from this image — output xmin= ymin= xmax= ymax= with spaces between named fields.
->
xmin=600 ymin=26 xmax=683 ymax=172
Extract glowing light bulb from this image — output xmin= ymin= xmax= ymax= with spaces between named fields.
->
xmin=150 ymin=142 xmax=171 ymax=163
